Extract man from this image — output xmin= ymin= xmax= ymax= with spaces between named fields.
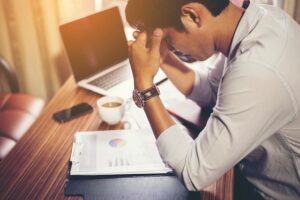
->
xmin=126 ymin=0 xmax=300 ymax=199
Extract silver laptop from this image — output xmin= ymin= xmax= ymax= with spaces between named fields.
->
xmin=59 ymin=7 xmax=134 ymax=98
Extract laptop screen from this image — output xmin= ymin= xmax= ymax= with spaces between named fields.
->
xmin=60 ymin=7 xmax=128 ymax=82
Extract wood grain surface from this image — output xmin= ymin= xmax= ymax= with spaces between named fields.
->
xmin=0 ymin=76 xmax=233 ymax=200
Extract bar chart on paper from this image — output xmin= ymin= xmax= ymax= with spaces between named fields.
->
xmin=70 ymin=130 xmax=172 ymax=176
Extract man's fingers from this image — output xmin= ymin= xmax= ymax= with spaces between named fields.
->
xmin=150 ymin=28 xmax=163 ymax=55
xmin=128 ymin=40 xmax=134 ymax=46
xmin=128 ymin=40 xmax=134 ymax=56
xmin=132 ymin=31 xmax=140 ymax=39
xmin=135 ymin=32 xmax=147 ymax=47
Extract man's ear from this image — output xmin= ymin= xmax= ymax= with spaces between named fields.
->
xmin=181 ymin=6 xmax=201 ymax=27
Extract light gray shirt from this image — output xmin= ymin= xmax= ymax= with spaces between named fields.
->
xmin=156 ymin=3 xmax=300 ymax=200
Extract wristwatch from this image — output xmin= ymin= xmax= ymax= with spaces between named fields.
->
xmin=132 ymin=85 xmax=160 ymax=108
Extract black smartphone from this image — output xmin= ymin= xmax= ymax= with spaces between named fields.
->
xmin=53 ymin=102 xmax=93 ymax=123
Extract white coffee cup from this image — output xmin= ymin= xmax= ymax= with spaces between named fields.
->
xmin=97 ymin=96 xmax=128 ymax=125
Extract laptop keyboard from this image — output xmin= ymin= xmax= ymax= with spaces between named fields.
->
xmin=88 ymin=66 xmax=132 ymax=90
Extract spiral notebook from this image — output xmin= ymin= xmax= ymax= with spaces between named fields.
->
xmin=70 ymin=129 xmax=172 ymax=176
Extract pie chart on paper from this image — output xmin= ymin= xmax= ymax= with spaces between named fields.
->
xmin=109 ymin=138 xmax=126 ymax=148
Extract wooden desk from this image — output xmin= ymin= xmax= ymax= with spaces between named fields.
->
xmin=0 ymin=76 xmax=233 ymax=200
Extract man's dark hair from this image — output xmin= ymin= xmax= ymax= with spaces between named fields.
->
xmin=126 ymin=0 xmax=230 ymax=32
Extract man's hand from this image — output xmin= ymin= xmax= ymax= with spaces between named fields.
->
xmin=132 ymin=30 xmax=171 ymax=65
xmin=128 ymin=28 xmax=163 ymax=91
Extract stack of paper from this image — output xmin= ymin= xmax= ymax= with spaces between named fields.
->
xmin=70 ymin=129 xmax=172 ymax=176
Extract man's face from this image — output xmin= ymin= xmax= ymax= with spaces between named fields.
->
xmin=164 ymin=9 xmax=215 ymax=61
xmin=163 ymin=26 xmax=216 ymax=62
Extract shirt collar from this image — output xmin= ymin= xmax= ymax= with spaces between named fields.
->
xmin=228 ymin=3 xmax=265 ymax=61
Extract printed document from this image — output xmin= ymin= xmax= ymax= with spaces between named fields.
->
xmin=70 ymin=129 xmax=172 ymax=175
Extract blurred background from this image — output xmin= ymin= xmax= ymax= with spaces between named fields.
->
xmin=0 ymin=0 xmax=299 ymax=102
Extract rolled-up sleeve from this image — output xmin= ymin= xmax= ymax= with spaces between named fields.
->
xmin=157 ymin=62 xmax=295 ymax=191
xmin=188 ymin=54 xmax=226 ymax=108
xmin=156 ymin=125 xmax=193 ymax=175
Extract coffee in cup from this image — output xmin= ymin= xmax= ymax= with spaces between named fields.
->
xmin=96 ymin=96 xmax=128 ymax=125
xmin=102 ymin=102 xmax=122 ymax=108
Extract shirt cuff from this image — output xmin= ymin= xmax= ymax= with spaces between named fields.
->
xmin=156 ymin=124 xmax=193 ymax=176
xmin=187 ymin=70 xmax=213 ymax=107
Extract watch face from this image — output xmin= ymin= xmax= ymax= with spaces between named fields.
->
xmin=132 ymin=90 xmax=144 ymax=108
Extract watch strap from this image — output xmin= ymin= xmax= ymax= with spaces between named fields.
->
xmin=140 ymin=84 xmax=160 ymax=101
